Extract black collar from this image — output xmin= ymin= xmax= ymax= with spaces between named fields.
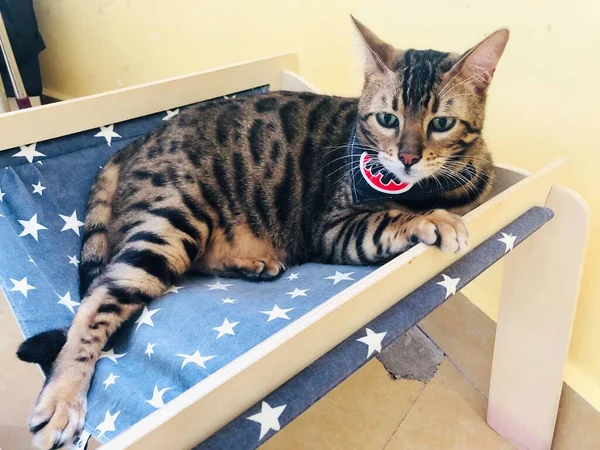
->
xmin=349 ymin=125 xmax=477 ymax=205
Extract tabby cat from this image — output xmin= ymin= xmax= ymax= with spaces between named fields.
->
xmin=18 ymin=18 xmax=508 ymax=449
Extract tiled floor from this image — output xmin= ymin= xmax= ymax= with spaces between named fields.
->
xmin=385 ymin=360 xmax=513 ymax=450
xmin=262 ymin=358 xmax=513 ymax=450
xmin=262 ymin=294 xmax=600 ymax=450
xmin=260 ymin=358 xmax=424 ymax=450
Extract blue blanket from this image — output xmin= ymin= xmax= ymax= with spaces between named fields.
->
xmin=0 ymin=86 xmax=380 ymax=443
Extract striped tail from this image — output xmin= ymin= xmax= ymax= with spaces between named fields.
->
xmin=79 ymin=159 xmax=121 ymax=297
xmin=16 ymin=328 xmax=67 ymax=375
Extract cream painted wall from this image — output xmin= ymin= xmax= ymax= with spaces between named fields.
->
xmin=33 ymin=0 xmax=360 ymax=99
xmin=33 ymin=0 xmax=600 ymax=409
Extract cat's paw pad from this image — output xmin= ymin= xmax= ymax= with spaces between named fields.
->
xmin=29 ymin=379 xmax=87 ymax=450
xmin=410 ymin=210 xmax=469 ymax=253
xmin=236 ymin=258 xmax=286 ymax=281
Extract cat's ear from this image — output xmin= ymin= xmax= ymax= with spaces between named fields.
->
xmin=351 ymin=16 xmax=396 ymax=76
xmin=451 ymin=28 xmax=509 ymax=90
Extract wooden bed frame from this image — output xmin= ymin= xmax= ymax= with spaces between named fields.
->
xmin=0 ymin=54 xmax=589 ymax=450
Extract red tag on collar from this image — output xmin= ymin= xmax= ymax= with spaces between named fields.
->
xmin=359 ymin=152 xmax=413 ymax=194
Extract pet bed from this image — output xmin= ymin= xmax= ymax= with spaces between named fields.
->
xmin=0 ymin=55 xmax=589 ymax=450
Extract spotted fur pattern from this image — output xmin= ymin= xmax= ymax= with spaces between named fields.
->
xmin=18 ymin=18 xmax=508 ymax=449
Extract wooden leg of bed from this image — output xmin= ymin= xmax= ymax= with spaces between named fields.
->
xmin=487 ymin=185 xmax=589 ymax=450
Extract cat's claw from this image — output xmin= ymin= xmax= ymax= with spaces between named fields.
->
xmin=410 ymin=209 xmax=469 ymax=254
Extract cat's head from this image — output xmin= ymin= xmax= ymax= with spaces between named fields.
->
xmin=352 ymin=17 xmax=508 ymax=188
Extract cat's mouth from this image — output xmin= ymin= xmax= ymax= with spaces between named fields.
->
xmin=375 ymin=153 xmax=431 ymax=185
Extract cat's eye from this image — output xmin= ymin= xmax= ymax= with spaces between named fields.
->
xmin=376 ymin=112 xmax=399 ymax=128
xmin=430 ymin=117 xmax=456 ymax=132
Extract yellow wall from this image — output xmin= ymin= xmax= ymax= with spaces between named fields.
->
xmin=33 ymin=0 xmax=600 ymax=408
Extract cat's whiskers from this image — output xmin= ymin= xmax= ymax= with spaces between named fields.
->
xmin=433 ymin=169 xmax=475 ymax=199
xmin=439 ymin=73 xmax=485 ymax=102
xmin=323 ymin=147 xmax=385 ymax=171
xmin=436 ymin=165 xmax=488 ymax=198
xmin=331 ymin=154 xmax=386 ymax=188
xmin=322 ymin=143 xmax=383 ymax=154
xmin=333 ymin=160 xmax=362 ymax=188
xmin=443 ymin=165 xmax=492 ymax=183
xmin=327 ymin=160 xmax=360 ymax=179
xmin=327 ymin=157 xmax=385 ymax=180
xmin=437 ymin=59 xmax=468 ymax=97
xmin=322 ymin=144 xmax=351 ymax=152
xmin=424 ymin=171 xmax=445 ymax=193
xmin=355 ymin=145 xmax=384 ymax=153
xmin=465 ymin=154 xmax=492 ymax=162
xmin=323 ymin=154 xmax=353 ymax=168
xmin=326 ymin=161 xmax=354 ymax=176
xmin=442 ymin=159 xmax=493 ymax=178
xmin=443 ymin=93 xmax=482 ymax=100
xmin=447 ymin=153 xmax=490 ymax=161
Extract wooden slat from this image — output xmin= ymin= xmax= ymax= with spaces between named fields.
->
xmin=487 ymin=185 xmax=589 ymax=449
xmin=280 ymin=70 xmax=322 ymax=93
xmin=103 ymin=159 xmax=567 ymax=450
xmin=0 ymin=54 xmax=298 ymax=151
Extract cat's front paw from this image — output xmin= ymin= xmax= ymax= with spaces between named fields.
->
xmin=29 ymin=377 xmax=87 ymax=450
xmin=410 ymin=209 xmax=469 ymax=253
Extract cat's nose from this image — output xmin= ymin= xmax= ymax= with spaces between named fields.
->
xmin=399 ymin=153 xmax=421 ymax=168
